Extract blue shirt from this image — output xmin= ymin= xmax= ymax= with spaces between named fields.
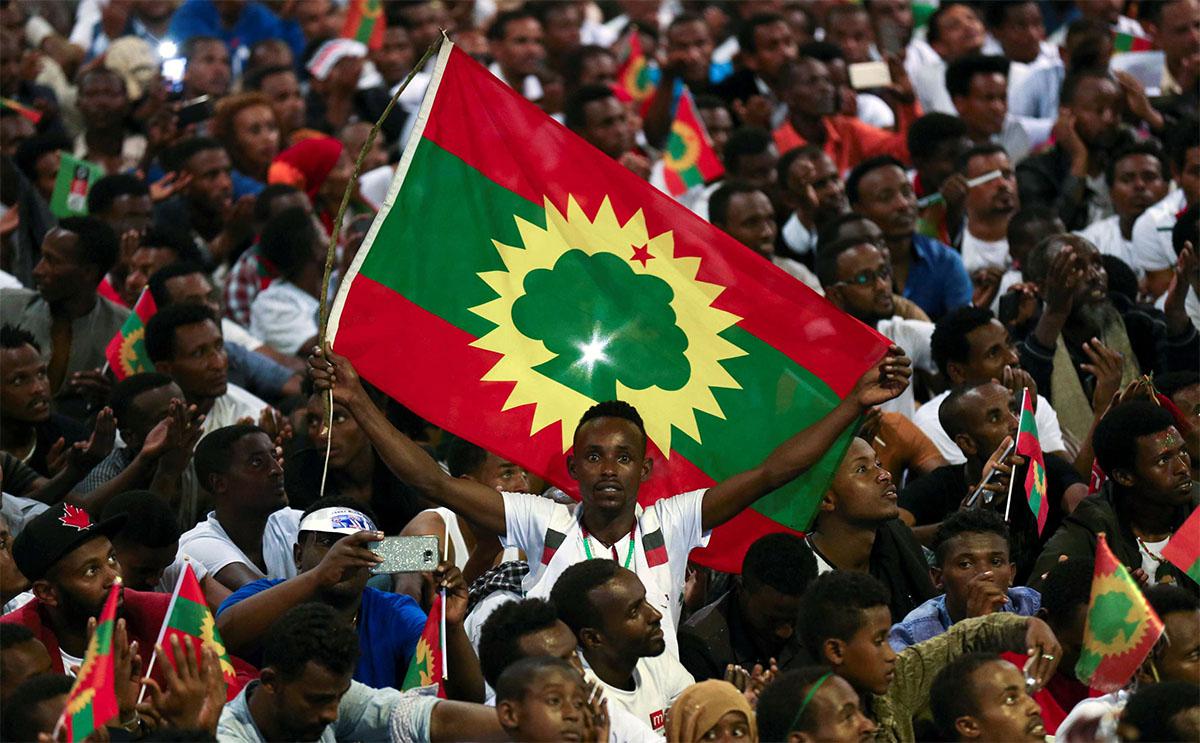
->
xmin=903 ymin=234 xmax=973 ymax=320
xmin=888 ymin=586 xmax=1042 ymax=651
xmin=167 ymin=0 xmax=305 ymax=77
xmin=218 ymin=580 xmax=427 ymax=689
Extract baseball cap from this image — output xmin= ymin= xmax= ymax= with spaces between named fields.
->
xmin=13 ymin=503 xmax=126 ymax=582
xmin=104 ymin=36 xmax=159 ymax=101
xmin=298 ymin=506 xmax=377 ymax=535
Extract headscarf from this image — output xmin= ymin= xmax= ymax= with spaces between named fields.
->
xmin=267 ymin=135 xmax=343 ymax=201
xmin=664 ymin=680 xmax=757 ymax=743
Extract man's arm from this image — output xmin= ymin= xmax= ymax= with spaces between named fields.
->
xmin=428 ymin=701 xmax=508 ymax=742
xmin=700 ymin=346 xmax=912 ymax=531
xmin=309 ymin=348 xmax=508 ymax=535
xmin=212 ymin=562 xmax=265 ymax=592
xmin=436 ymin=563 xmax=486 ymax=703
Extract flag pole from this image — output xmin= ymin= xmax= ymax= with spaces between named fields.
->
xmin=315 ymin=34 xmax=446 ymax=499
xmin=440 ymin=530 xmax=448 ymax=684
xmin=138 ymin=560 xmax=189 ymax=704
xmin=1003 ymin=388 xmax=1027 ymax=523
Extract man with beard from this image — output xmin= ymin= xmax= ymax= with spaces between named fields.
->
xmin=1017 ymin=234 xmax=1198 ymax=442
xmin=0 ymin=325 xmax=86 ymax=477
xmin=1078 ymin=143 xmax=1170 ymax=276
xmin=958 ymin=145 xmax=1020 ymax=310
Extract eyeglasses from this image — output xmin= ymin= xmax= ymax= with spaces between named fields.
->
xmin=834 ymin=265 xmax=892 ymax=287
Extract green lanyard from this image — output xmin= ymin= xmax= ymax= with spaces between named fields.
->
xmin=582 ymin=525 xmax=637 ymax=568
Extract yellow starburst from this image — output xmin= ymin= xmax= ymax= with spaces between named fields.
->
xmin=199 ymin=612 xmax=236 ymax=679
xmin=469 ymin=195 xmax=746 ymax=455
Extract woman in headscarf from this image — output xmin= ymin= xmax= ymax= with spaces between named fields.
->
xmin=665 ymin=680 xmax=757 ymax=743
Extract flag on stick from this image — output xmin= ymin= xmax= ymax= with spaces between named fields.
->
xmin=57 ymin=580 xmax=122 ymax=742
xmin=1113 ymin=31 xmax=1154 ymax=53
xmin=326 ymin=43 xmax=891 ymax=572
xmin=0 ymin=96 xmax=43 ymax=124
xmin=1015 ymin=388 xmax=1049 ymax=535
xmin=341 ymin=0 xmax=385 ymax=50
xmin=616 ymin=29 xmax=657 ymax=104
xmin=104 ymin=289 xmax=158 ymax=380
xmin=1161 ymin=505 xmax=1200 ymax=584
xmin=150 ymin=562 xmax=236 ymax=690
xmin=662 ymin=88 xmax=723 ymax=197
xmin=1075 ymin=534 xmax=1165 ymax=692
xmin=49 ymin=153 xmax=104 ymax=218
xmin=401 ymin=593 xmax=444 ymax=696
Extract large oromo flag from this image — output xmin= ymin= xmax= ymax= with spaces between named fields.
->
xmin=327 ymin=43 xmax=891 ymax=572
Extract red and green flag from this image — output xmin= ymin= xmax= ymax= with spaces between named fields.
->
xmin=0 ymin=96 xmax=42 ymax=124
xmin=617 ymin=29 xmax=657 ymax=104
xmin=49 ymin=152 xmax=104 ymax=218
xmin=1015 ymin=388 xmax=1048 ymax=535
xmin=152 ymin=562 xmax=236 ymax=691
xmin=327 ymin=43 xmax=891 ymax=572
xmin=1161 ymin=505 xmax=1200 ymax=584
xmin=1113 ymin=31 xmax=1154 ymax=53
xmin=105 ymin=288 xmax=158 ymax=380
xmin=341 ymin=0 xmax=385 ymax=50
xmin=1076 ymin=533 xmax=1165 ymax=693
xmin=662 ymin=88 xmax=723 ymax=197
xmin=57 ymin=580 xmax=121 ymax=741
xmin=401 ymin=592 xmax=444 ymax=696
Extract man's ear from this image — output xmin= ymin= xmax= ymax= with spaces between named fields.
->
xmin=640 ymin=455 xmax=652 ymax=482
xmin=930 ymin=565 xmax=944 ymax=591
xmin=259 ymin=667 xmax=279 ymax=693
xmin=566 ymin=453 xmax=577 ymax=481
xmin=496 ymin=699 xmax=520 ymax=731
xmin=292 ymin=541 xmax=303 ymax=571
xmin=822 ymin=637 xmax=845 ymax=667
xmin=954 ymin=433 xmax=978 ymax=459
xmin=1110 ymin=467 xmax=1136 ymax=488
xmin=825 ymin=284 xmax=846 ymax=309
xmin=955 ymin=715 xmax=982 ymax=740
xmin=818 ymin=491 xmax=837 ymax=515
xmin=30 ymin=579 xmax=57 ymax=608
xmin=579 ymin=626 xmax=602 ymax=652
xmin=790 ymin=733 xmax=811 ymax=743
xmin=946 ymin=360 xmax=966 ymax=386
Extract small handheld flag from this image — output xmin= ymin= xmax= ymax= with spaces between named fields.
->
xmin=662 ymin=88 xmax=723 ymax=197
xmin=1161 ymin=505 xmax=1200 ymax=584
xmin=50 ymin=153 xmax=104 ymax=218
xmin=56 ymin=580 xmax=122 ymax=742
xmin=1015 ymin=388 xmax=1049 ymax=535
xmin=1076 ymin=534 xmax=1165 ymax=693
xmin=104 ymin=289 xmax=158 ymax=380
xmin=617 ymin=29 xmax=657 ymax=104
xmin=146 ymin=562 xmax=236 ymax=694
xmin=342 ymin=0 xmax=385 ymax=50
xmin=1113 ymin=31 xmax=1154 ymax=53
xmin=401 ymin=593 xmax=445 ymax=696
xmin=0 ymin=96 xmax=43 ymax=124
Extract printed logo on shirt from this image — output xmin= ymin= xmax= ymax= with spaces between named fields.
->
xmin=650 ymin=709 xmax=665 ymax=730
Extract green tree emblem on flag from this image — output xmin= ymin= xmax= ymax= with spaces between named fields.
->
xmin=1076 ymin=579 xmax=1152 ymax=679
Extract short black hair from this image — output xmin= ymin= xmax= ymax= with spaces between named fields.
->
xmin=1059 ymin=67 xmax=1113 ymax=107
xmin=243 ymin=64 xmax=296 ymax=93
xmin=1155 ymin=370 xmax=1200 ymax=398
xmin=564 ymin=84 xmax=617 ymax=132
xmin=87 ymin=173 xmax=149 ymax=215
xmin=109 ymin=371 xmax=175 ymax=427
xmin=1105 ymin=141 xmax=1165 ymax=187
xmin=1093 ymin=400 xmax=1177 ymax=478
xmin=259 ymin=206 xmax=320 ymax=278
xmin=742 ymin=532 xmax=817 ymax=596
xmin=798 ymin=571 xmax=891 ymax=661
xmin=561 ymin=45 xmax=615 ymax=89
xmin=1038 ymin=558 xmax=1094 ymax=628
xmin=927 ymin=2 xmax=978 ymax=46
xmin=981 ymin=0 xmax=1039 ymax=29
xmin=1173 ymin=204 xmax=1199 ymax=258
xmin=141 ymin=225 xmax=203 ymax=266
xmin=12 ymin=133 xmax=71 ymax=183
xmin=815 ymin=212 xmax=877 ymax=255
xmin=907 ymin=113 xmax=969 ymax=163
xmin=1165 ymin=116 xmax=1199 ymax=172
xmin=253 ymin=183 xmax=306 ymax=222
xmin=495 ymin=656 xmax=580 ymax=705
xmin=479 ymin=598 xmax=563 ymax=688
xmin=298 ymin=495 xmax=378 ymax=526
xmin=1121 ymin=681 xmax=1199 ymax=742
xmin=931 ymin=306 xmax=996 ymax=376
xmin=487 ymin=8 xmax=538 ymax=42
xmin=709 ymin=180 xmax=766 ymax=229
xmin=0 ymin=323 xmax=38 ymax=352
xmin=756 ymin=666 xmax=842 ymax=740
xmin=194 ymin=424 xmax=265 ymax=492
xmin=956 ymin=142 xmax=1008 ymax=174
xmin=445 ymin=436 xmax=488 ymax=478
xmin=1006 ymin=205 xmax=1061 ymax=251
xmin=550 ymin=558 xmax=620 ymax=637
xmin=945 ymin=54 xmax=1009 ymax=99
xmin=814 ymin=229 xmax=878 ymax=288
xmin=738 ymin=13 xmax=788 ymax=54
xmin=182 ymin=35 xmax=224 ymax=61
xmin=845 ymin=155 xmax=905 ymax=205
xmin=2 ymin=674 xmax=74 ymax=741
xmin=575 ymin=400 xmax=646 ymax=447
xmin=147 ymin=260 xmax=209 ymax=308
xmin=723 ymin=126 xmax=773 ymax=176
xmin=796 ymin=39 xmax=844 ymax=64
xmin=1145 ymin=582 xmax=1200 ymax=619
xmin=932 ymin=509 xmax=1010 ymax=566
xmin=57 ymin=216 xmax=119 ymax=277
xmin=145 ymin=302 xmax=218 ymax=363
xmin=162 ymin=136 xmax=226 ymax=173
xmin=930 ymin=652 xmax=1002 ymax=739
xmin=101 ymin=490 xmax=181 ymax=548
xmin=0 ymin=621 xmax=36 ymax=649
xmin=262 ymin=603 xmax=360 ymax=681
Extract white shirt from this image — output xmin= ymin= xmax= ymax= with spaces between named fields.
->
xmin=912 ymin=390 xmax=1066 ymax=465
xmin=178 ymin=507 xmax=301 ymax=581
xmin=875 ymin=317 xmax=936 ymax=420
xmin=1078 ymin=215 xmax=1138 ymax=275
xmin=154 ymin=553 xmax=211 ymax=593
xmin=781 ymin=213 xmax=816 ymax=257
xmin=250 ymin=279 xmax=320 ymax=355
xmin=222 ymin=318 xmax=264 ymax=351
xmin=1131 ymin=189 xmax=1186 ymax=275
xmin=200 ymin=383 xmax=270 ymax=436
xmin=1139 ymin=536 xmax=1170 ymax=583
xmin=960 ymin=229 xmax=1011 ymax=274
xmin=856 ymin=92 xmax=895 ymax=129
xmin=1155 ymin=286 xmax=1200 ymax=331
xmin=583 ymin=653 xmax=694 ymax=735
xmin=772 ymin=255 xmax=823 ymax=295
xmin=1057 ymin=690 xmax=1127 ymax=743
xmin=487 ymin=61 xmax=543 ymax=102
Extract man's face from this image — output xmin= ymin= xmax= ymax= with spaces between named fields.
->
xmin=829 ymin=243 xmax=895 ymax=323
xmin=41 ymin=537 xmax=121 ymax=629
xmin=0 ymin=342 xmax=50 ymax=424
xmin=955 ymin=73 xmax=1008 ymax=137
xmin=340 ymin=122 xmax=387 ymax=173
xmin=1155 ymin=0 xmax=1200 ymax=73
xmin=259 ymin=70 xmax=306 ymax=135
xmin=158 ymin=319 xmax=227 ymax=400
xmin=123 ymin=246 xmax=177 ymax=307
xmin=721 ymin=191 xmax=777 ymax=258
xmin=865 ymin=0 xmax=913 ymax=47
xmin=590 ymin=569 xmax=666 ymax=659
xmin=541 ymin=4 xmax=581 ymax=58
xmin=1154 ymin=609 xmax=1200 ymax=683
xmin=214 ymin=432 xmax=287 ymax=510
xmin=30 ymin=149 xmax=58 ymax=201
xmin=121 ymin=382 xmax=182 ymax=450
xmin=783 ymin=58 xmax=837 ymax=118
xmin=826 ymin=437 xmax=899 ymax=526
xmin=580 ymin=96 xmax=633 ymax=161
xmin=992 ymin=2 xmax=1045 ymax=64
xmin=504 ymin=666 xmax=588 ymax=743
xmin=578 ymin=51 xmax=617 ymax=88
xmin=184 ymin=39 xmax=231 ymax=98
xmin=964 ymin=151 xmax=1018 ymax=221
xmin=697 ymin=105 xmax=733 ymax=159
xmin=730 ymin=145 xmax=778 ymax=191
xmin=930 ymin=4 xmax=985 ymax=60
xmin=399 ymin=2 xmax=445 ymax=51
xmin=517 ymin=620 xmax=583 ymax=668
xmin=78 ymin=72 xmax=129 ymax=131
xmin=232 ymin=104 xmax=280 ymax=173
xmin=163 ymin=272 xmax=221 ymax=318
xmin=917 ymin=136 xmax=973 ymax=193
xmin=295 ymin=0 xmax=341 ymax=42
xmin=296 ymin=530 xmax=370 ymax=600
xmin=957 ymin=382 xmax=1019 ymax=462
xmin=746 ymin=20 xmax=798 ymax=83
xmin=953 ymin=319 xmax=1020 ymax=386
xmin=854 ymin=165 xmax=917 ymax=241
xmin=493 ymin=18 xmax=545 ymax=79
xmin=1110 ymin=153 xmax=1168 ymax=223
xmin=0 ymin=521 xmax=29 ymax=600
xmin=0 ymin=113 xmax=32 ymax=156
xmin=806 ymin=152 xmax=848 ymax=216
xmin=1042 ymin=240 xmax=1107 ymax=308
xmin=826 ymin=11 xmax=873 ymax=64
xmin=113 ymin=539 xmax=176 ymax=591
xmin=1175 ymin=146 xmax=1200 ymax=207
xmin=569 ymin=417 xmax=649 ymax=513
xmin=958 ymin=660 xmax=1046 ymax=742
xmin=932 ymin=531 xmax=1014 ymax=621
xmin=268 ymin=662 xmax=353 ymax=742
xmin=183 ymin=148 xmax=234 ymax=216
xmin=371 ymin=26 xmax=413 ymax=87
xmin=304 ymin=396 xmax=368 ymax=471
xmin=99 ymin=194 xmax=154 ymax=240
xmin=1069 ymin=77 xmax=1121 ymax=149
xmin=834 ymin=605 xmax=896 ymax=696
xmin=469 ymin=451 xmax=532 ymax=494
xmin=1122 ymin=427 xmax=1193 ymax=506
xmin=740 ymin=581 xmax=802 ymax=650
xmin=32 ymin=228 xmax=95 ymax=304
xmin=665 ymin=19 xmax=713 ymax=86
xmin=0 ymin=639 xmax=51 ymax=703
xmin=802 ymin=674 xmax=878 ymax=743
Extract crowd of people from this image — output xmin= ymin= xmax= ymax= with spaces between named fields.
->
xmin=0 ymin=0 xmax=1198 ymax=741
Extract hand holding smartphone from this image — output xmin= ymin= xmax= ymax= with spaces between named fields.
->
xmin=369 ymin=535 xmax=441 ymax=574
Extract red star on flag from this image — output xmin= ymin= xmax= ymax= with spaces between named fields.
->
xmin=630 ymin=244 xmax=654 ymax=267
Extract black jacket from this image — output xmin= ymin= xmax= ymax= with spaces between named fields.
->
xmin=1015 ymin=130 xmax=1137 ymax=232
xmin=678 ymin=586 xmax=812 ymax=682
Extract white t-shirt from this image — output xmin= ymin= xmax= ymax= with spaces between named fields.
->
xmin=249 ymin=279 xmax=320 ymax=355
xmin=960 ymin=229 xmax=1011 ymax=274
xmin=1078 ymin=215 xmax=1138 ymax=275
xmin=221 ymin=318 xmax=264 ymax=352
xmin=911 ymin=390 xmax=1066 ymax=465
xmin=154 ymin=553 xmax=211 ymax=593
xmin=1154 ymin=285 xmax=1200 ymax=331
xmin=200 ymin=384 xmax=270 ymax=437
xmin=1140 ymin=537 xmax=1170 ymax=583
xmin=875 ymin=317 xmax=936 ymax=420
xmin=178 ymin=508 xmax=301 ymax=581
xmin=501 ymin=489 xmax=710 ymax=654
xmin=61 ymin=648 xmax=83 ymax=678
xmin=1130 ymin=189 xmax=1186 ymax=275
xmin=583 ymin=653 xmax=695 ymax=735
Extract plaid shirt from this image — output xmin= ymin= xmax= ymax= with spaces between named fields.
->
xmin=79 ymin=447 xmax=136 ymax=492
xmin=888 ymin=586 xmax=1042 ymax=652
xmin=467 ymin=560 xmax=528 ymax=613
xmin=224 ymin=245 xmax=277 ymax=327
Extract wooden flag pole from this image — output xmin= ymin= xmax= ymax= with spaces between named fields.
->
xmin=1003 ymin=388 xmax=1027 ymax=523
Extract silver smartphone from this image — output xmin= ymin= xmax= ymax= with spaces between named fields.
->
xmin=370 ymin=535 xmax=440 ymax=574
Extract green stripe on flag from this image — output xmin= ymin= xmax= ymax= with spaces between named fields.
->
xmin=168 ymin=596 xmax=211 ymax=635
